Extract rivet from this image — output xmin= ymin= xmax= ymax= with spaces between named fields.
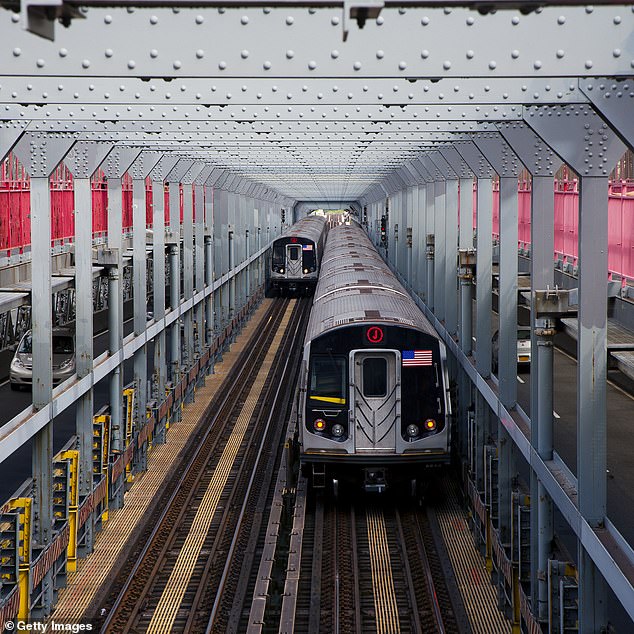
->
xmin=557 ymin=15 xmax=566 ymax=25
xmin=421 ymin=16 xmax=430 ymax=25
xmin=466 ymin=16 xmax=475 ymax=25
xmin=466 ymin=50 xmax=474 ymax=59
xmin=12 ymin=48 xmax=21 ymax=57
xmin=443 ymin=7 xmax=451 ymax=14
xmin=556 ymin=50 xmax=565 ymax=59
xmin=286 ymin=50 xmax=295 ymax=59
xmin=376 ymin=50 xmax=385 ymax=59
xmin=585 ymin=60 xmax=593 ymax=69
xmin=128 ymin=60 xmax=136 ymax=69
xmin=489 ymin=61 xmax=497 ymax=70
xmin=36 ymin=59 xmax=45 ymax=68
xmin=378 ymin=93 xmax=384 ymax=100
xmin=421 ymin=50 xmax=430 ymax=59
xmin=443 ymin=61 xmax=452 ymax=70
xmin=11 ymin=13 xmax=19 ymax=22
xmin=534 ymin=60 xmax=542 ymax=70
xmin=219 ymin=61 xmax=227 ymax=70
xmin=376 ymin=16 xmax=384 ymax=25
xmin=308 ymin=60 xmax=317 ymax=70
xmin=399 ymin=61 xmax=407 ymax=70
xmin=585 ymin=5 xmax=593 ymax=13
xmin=263 ymin=7 xmax=271 ymax=14
xmin=104 ymin=15 xmax=113 ymax=24
xmin=331 ymin=50 xmax=340 ymax=59
xmin=150 ymin=15 xmax=158 ymax=24
xmin=353 ymin=61 xmax=362 ymax=71
xmin=613 ymin=49 xmax=621 ymax=58
xmin=150 ymin=49 xmax=158 ymax=58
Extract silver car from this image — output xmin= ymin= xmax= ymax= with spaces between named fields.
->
xmin=492 ymin=327 xmax=532 ymax=373
xmin=10 ymin=329 xmax=76 ymax=390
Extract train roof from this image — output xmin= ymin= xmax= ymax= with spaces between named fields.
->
xmin=305 ymin=224 xmax=440 ymax=343
xmin=275 ymin=214 xmax=327 ymax=244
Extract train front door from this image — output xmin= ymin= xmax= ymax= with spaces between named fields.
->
xmin=285 ymin=243 xmax=302 ymax=278
xmin=351 ymin=351 xmax=400 ymax=453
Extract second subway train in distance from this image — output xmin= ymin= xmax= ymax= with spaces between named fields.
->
xmin=269 ymin=213 xmax=328 ymax=295
xmin=298 ymin=222 xmax=451 ymax=493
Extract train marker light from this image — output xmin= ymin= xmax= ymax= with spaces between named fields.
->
xmin=331 ymin=424 xmax=345 ymax=437
xmin=314 ymin=418 xmax=326 ymax=431
xmin=406 ymin=424 xmax=419 ymax=438
xmin=425 ymin=419 xmax=437 ymax=431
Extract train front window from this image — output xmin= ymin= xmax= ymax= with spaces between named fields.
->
xmin=272 ymin=243 xmax=286 ymax=266
xmin=289 ymin=246 xmax=300 ymax=261
xmin=309 ymin=356 xmax=346 ymax=404
xmin=362 ymin=357 xmax=387 ymax=397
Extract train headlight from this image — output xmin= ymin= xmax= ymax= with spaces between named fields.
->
xmin=331 ymin=424 xmax=345 ymax=438
xmin=424 ymin=418 xmax=437 ymax=431
xmin=314 ymin=418 xmax=326 ymax=432
xmin=279 ymin=267 xmax=284 ymax=274
xmin=406 ymin=424 xmax=419 ymax=438
xmin=303 ymin=268 xmax=309 ymax=274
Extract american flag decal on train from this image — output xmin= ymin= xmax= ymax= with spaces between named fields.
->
xmin=402 ymin=350 xmax=433 ymax=366
xmin=302 ymin=244 xmax=313 ymax=250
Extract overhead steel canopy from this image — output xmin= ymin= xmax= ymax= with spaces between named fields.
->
xmin=0 ymin=4 xmax=632 ymax=200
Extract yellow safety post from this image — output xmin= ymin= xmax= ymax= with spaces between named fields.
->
xmin=61 ymin=450 xmax=79 ymax=572
xmin=93 ymin=414 xmax=110 ymax=522
xmin=123 ymin=387 xmax=135 ymax=483
xmin=8 ymin=498 xmax=31 ymax=621
xmin=512 ymin=566 xmax=521 ymax=634
xmin=484 ymin=509 xmax=493 ymax=574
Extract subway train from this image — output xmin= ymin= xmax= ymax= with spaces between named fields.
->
xmin=269 ymin=214 xmax=328 ymax=295
xmin=298 ymin=223 xmax=451 ymax=493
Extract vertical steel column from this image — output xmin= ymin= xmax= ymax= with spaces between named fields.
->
xmin=471 ymin=133 xmax=523 ymax=549
xmin=64 ymin=141 xmax=109 ymax=556
xmin=204 ymin=179 xmax=215 ymax=365
xmin=30 ymin=176 xmax=54 ymax=611
xmin=73 ymin=174 xmax=95 ymax=552
xmin=577 ymin=176 xmax=609 ymax=630
xmin=168 ymin=182 xmax=181 ymax=387
xmin=131 ymin=175 xmax=148 ymax=470
xmin=499 ymin=120 xmax=565 ymax=623
xmin=194 ymin=175 xmax=208 ymax=361
xmin=100 ymin=147 xmax=141 ymax=511
xmin=182 ymin=182 xmax=194 ymax=370
xmin=151 ymin=176 xmax=167 ymax=433
xmin=228 ymin=227 xmax=235 ymax=321
xmin=523 ymin=105 xmax=625 ymax=631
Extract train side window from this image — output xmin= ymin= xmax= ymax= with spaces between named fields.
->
xmin=362 ymin=357 xmax=387 ymax=397
xmin=309 ymin=356 xmax=346 ymax=404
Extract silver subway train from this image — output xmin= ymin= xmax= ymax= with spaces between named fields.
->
xmin=298 ymin=223 xmax=451 ymax=493
xmin=270 ymin=214 xmax=328 ymax=296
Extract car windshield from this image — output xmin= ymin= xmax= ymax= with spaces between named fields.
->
xmin=18 ymin=333 xmax=32 ymax=353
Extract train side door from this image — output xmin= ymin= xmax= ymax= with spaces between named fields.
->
xmin=285 ymin=244 xmax=302 ymax=278
xmin=351 ymin=351 xmax=400 ymax=453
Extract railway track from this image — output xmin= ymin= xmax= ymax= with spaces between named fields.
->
xmin=99 ymin=297 xmax=310 ymax=633
xmin=284 ymin=483 xmax=462 ymax=634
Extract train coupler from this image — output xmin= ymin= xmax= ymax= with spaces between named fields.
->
xmin=363 ymin=468 xmax=387 ymax=493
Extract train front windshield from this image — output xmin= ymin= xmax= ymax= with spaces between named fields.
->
xmin=309 ymin=356 xmax=346 ymax=405
xmin=272 ymin=239 xmax=316 ymax=270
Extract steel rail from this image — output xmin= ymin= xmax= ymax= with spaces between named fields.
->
xmin=99 ymin=298 xmax=288 ymax=633
xmin=204 ymin=298 xmax=311 ymax=632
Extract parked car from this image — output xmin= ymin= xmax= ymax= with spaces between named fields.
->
xmin=10 ymin=329 xmax=76 ymax=390
xmin=492 ymin=327 xmax=532 ymax=373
